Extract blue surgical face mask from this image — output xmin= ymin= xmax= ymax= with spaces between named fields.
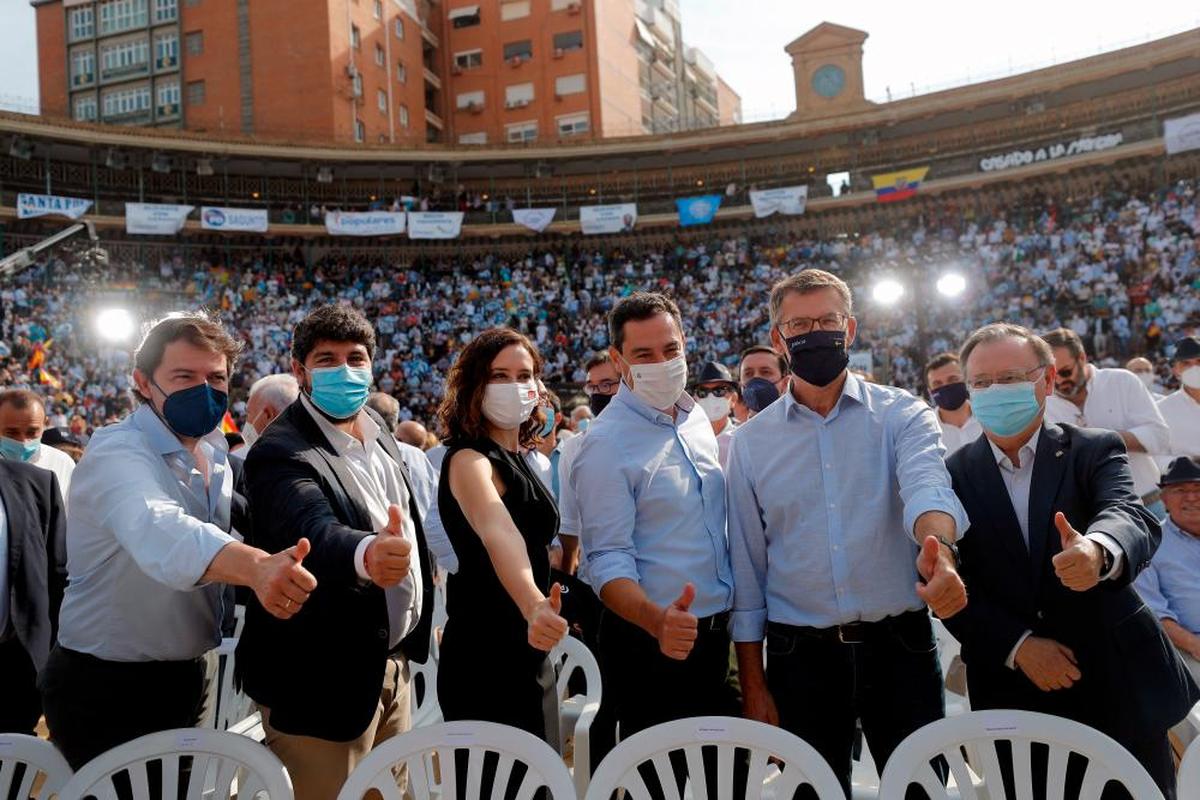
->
xmin=0 ymin=437 xmax=40 ymax=462
xmin=538 ymin=407 xmax=556 ymax=438
xmin=970 ymin=381 xmax=1043 ymax=437
xmin=152 ymin=379 xmax=229 ymax=438
xmin=307 ymin=364 xmax=372 ymax=420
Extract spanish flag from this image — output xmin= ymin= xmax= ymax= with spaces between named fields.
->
xmin=872 ymin=166 xmax=930 ymax=203
xmin=220 ymin=411 xmax=240 ymax=435
xmin=36 ymin=367 xmax=62 ymax=390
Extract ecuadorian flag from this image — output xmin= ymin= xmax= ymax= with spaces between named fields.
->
xmin=872 ymin=166 xmax=930 ymax=203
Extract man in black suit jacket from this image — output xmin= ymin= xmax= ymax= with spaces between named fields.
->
xmin=236 ymin=305 xmax=433 ymax=800
xmin=944 ymin=323 xmax=1199 ymax=799
xmin=0 ymin=459 xmax=66 ymax=734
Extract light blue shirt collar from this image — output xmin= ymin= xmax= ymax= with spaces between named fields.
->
xmin=132 ymin=403 xmax=228 ymax=465
xmin=782 ymin=370 xmax=866 ymax=421
xmin=611 ymin=380 xmax=697 ymax=426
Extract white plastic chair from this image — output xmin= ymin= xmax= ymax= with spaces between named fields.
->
xmin=59 ymin=728 xmax=293 ymax=800
xmin=932 ymin=619 xmax=969 ymax=717
xmin=0 ymin=734 xmax=73 ymax=799
xmin=410 ymin=650 xmax=444 ymax=729
xmin=200 ymin=605 xmax=250 ymax=731
xmin=336 ymin=720 xmax=575 ymax=800
xmin=228 ymin=712 xmax=266 ymax=743
xmin=1178 ymin=703 xmax=1200 ymax=798
xmin=583 ymin=716 xmax=845 ymax=800
xmin=549 ymin=636 xmax=602 ymax=795
xmin=877 ymin=709 xmax=1164 ymax=800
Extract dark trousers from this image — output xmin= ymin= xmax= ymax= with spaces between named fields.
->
xmin=0 ymin=637 xmax=42 ymax=735
xmin=766 ymin=610 xmax=945 ymax=800
xmin=40 ymin=646 xmax=207 ymax=769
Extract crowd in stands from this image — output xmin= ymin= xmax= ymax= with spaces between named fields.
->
xmin=0 ymin=176 xmax=1196 ymax=436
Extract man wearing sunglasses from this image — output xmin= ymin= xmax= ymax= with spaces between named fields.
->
xmin=692 ymin=361 xmax=739 ymax=469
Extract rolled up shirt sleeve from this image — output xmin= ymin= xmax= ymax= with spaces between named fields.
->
xmin=571 ymin=435 xmax=639 ymax=593
xmin=894 ymin=404 xmax=970 ymax=540
xmin=1121 ymin=376 xmax=1171 ymax=455
xmin=726 ymin=432 xmax=768 ymax=642
xmin=557 ymin=442 xmax=582 ymax=537
xmin=91 ymin=446 xmax=235 ymax=591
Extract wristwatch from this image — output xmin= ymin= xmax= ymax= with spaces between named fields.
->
xmin=939 ymin=538 xmax=961 ymax=569
xmin=1099 ymin=543 xmax=1115 ymax=576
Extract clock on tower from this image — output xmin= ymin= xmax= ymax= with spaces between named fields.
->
xmin=786 ymin=22 xmax=869 ymax=119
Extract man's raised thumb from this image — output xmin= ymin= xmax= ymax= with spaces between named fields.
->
xmin=548 ymin=582 xmax=562 ymax=613
xmin=1054 ymin=512 xmax=1078 ymax=547
xmin=672 ymin=582 xmax=696 ymax=612
xmin=291 ymin=537 xmax=311 ymax=563
xmin=917 ymin=535 xmax=941 ymax=577
xmin=384 ymin=504 xmax=404 ymax=535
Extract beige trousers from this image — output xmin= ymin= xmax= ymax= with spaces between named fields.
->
xmin=261 ymin=658 xmax=411 ymax=800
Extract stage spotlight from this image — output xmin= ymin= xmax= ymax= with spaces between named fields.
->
xmin=96 ymin=308 xmax=136 ymax=343
xmin=872 ymin=278 xmax=905 ymax=306
xmin=937 ymin=273 xmax=967 ymax=298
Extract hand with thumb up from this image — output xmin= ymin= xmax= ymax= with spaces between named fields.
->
xmin=256 ymin=537 xmax=318 ymax=620
xmin=1051 ymin=512 xmax=1104 ymax=592
xmin=365 ymin=504 xmax=413 ymax=589
xmin=526 ymin=583 xmax=569 ymax=652
xmin=914 ymin=536 xmax=967 ymax=620
xmin=657 ymin=583 xmax=699 ymax=661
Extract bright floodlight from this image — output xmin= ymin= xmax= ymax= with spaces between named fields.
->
xmin=872 ymin=279 xmax=906 ymax=306
xmin=96 ymin=308 xmax=136 ymax=342
xmin=936 ymin=273 xmax=967 ymax=298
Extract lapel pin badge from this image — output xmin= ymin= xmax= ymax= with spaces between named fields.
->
xmin=1055 ymin=450 xmax=1064 ymax=458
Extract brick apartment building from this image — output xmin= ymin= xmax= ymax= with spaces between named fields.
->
xmin=32 ymin=0 xmax=741 ymax=145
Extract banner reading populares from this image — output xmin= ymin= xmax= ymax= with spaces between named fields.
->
xmin=579 ymin=203 xmax=638 ymax=235
xmin=125 ymin=202 xmax=194 ymax=235
xmin=408 ymin=211 xmax=464 ymax=240
xmin=324 ymin=211 xmax=406 ymax=237
xmin=17 ymin=193 xmax=92 ymax=220
xmin=748 ymin=186 xmax=807 ymax=218
xmin=201 ymin=206 xmax=269 ymax=233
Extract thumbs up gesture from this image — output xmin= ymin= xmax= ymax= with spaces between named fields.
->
xmin=914 ymin=536 xmax=968 ymax=620
xmin=364 ymin=504 xmax=413 ymax=589
xmin=1051 ymin=512 xmax=1104 ymax=592
xmin=526 ymin=583 xmax=569 ymax=652
xmin=657 ymin=583 xmax=700 ymax=661
xmin=256 ymin=537 xmax=318 ymax=620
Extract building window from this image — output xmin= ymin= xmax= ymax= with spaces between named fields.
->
xmin=74 ymin=95 xmax=98 ymax=121
xmin=186 ymin=79 xmax=205 ymax=105
xmin=155 ymin=33 xmax=178 ymax=68
xmin=503 ymin=40 xmax=532 ymax=62
xmin=505 ymin=82 xmax=533 ymax=108
xmin=554 ymin=73 xmax=586 ymax=96
xmin=98 ymin=0 xmax=149 ymax=36
xmin=69 ymin=7 xmax=95 ymax=41
xmin=550 ymin=0 xmax=577 ymax=10
xmin=396 ymin=61 xmax=407 ymax=83
xmin=394 ymin=17 xmax=405 ymax=39
xmin=71 ymin=49 xmax=96 ymax=86
xmin=553 ymin=30 xmax=583 ymax=53
xmin=449 ymin=5 xmax=481 ymax=28
xmin=352 ymin=72 xmax=363 ymax=97
xmin=185 ymin=30 xmax=204 ymax=55
xmin=101 ymin=39 xmax=151 ymax=79
xmin=458 ymin=131 xmax=487 ymax=144
xmin=153 ymin=0 xmax=177 ymax=23
xmin=500 ymin=1 xmax=530 ymax=21
xmin=350 ymin=25 xmax=361 ymax=49
xmin=354 ymin=118 xmax=365 ymax=142
xmin=375 ymin=44 xmax=385 ymax=66
xmin=557 ymin=112 xmax=589 ymax=136
xmin=157 ymin=80 xmax=180 ymax=113
xmin=373 ymin=0 xmax=382 ymax=19
xmin=505 ymin=121 xmax=537 ymax=143
xmin=399 ymin=104 xmax=409 ymax=128
xmin=377 ymin=89 xmax=388 ymax=113
xmin=455 ymin=90 xmax=484 ymax=110
xmin=102 ymin=85 xmax=151 ymax=118
xmin=453 ymin=50 xmax=482 ymax=70
xmin=185 ymin=0 xmax=201 ymax=5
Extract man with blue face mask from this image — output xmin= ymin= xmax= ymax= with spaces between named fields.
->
xmin=237 ymin=304 xmax=434 ymax=800
xmin=0 ymin=389 xmax=76 ymax=507
xmin=943 ymin=322 xmax=1198 ymax=799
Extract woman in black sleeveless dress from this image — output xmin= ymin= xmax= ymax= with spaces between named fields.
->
xmin=435 ymin=327 xmax=568 ymax=741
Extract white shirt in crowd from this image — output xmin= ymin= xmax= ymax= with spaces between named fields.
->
xmin=555 ymin=428 xmax=589 ymax=584
xmin=714 ymin=419 xmax=737 ymax=470
xmin=1043 ymin=365 xmax=1170 ymax=499
xmin=302 ymin=395 xmax=422 ymax=648
xmin=1156 ymin=388 xmax=1200 ymax=469
xmin=935 ymin=414 xmax=984 ymax=456
xmin=28 ymin=443 xmax=75 ymax=509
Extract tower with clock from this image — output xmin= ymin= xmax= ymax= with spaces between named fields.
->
xmin=785 ymin=22 xmax=870 ymax=120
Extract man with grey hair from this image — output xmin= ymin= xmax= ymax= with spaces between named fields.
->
xmin=943 ymin=322 xmax=1196 ymax=798
xmin=240 ymin=374 xmax=301 ymax=453
xmin=728 ymin=268 xmax=969 ymax=797
xmin=396 ymin=421 xmax=428 ymax=451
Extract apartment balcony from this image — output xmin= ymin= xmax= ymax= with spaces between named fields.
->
xmin=423 ymin=67 xmax=441 ymax=90
xmin=424 ymin=107 xmax=444 ymax=130
xmin=421 ymin=24 xmax=438 ymax=49
xmin=101 ymin=62 xmax=150 ymax=83
xmin=694 ymin=91 xmax=718 ymax=116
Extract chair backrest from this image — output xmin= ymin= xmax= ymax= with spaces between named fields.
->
xmin=877 ymin=709 xmax=1165 ymax=800
xmin=409 ymin=648 xmax=443 ymax=728
xmin=0 ymin=734 xmax=73 ymax=799
xmin=228 ymin=712 xmax=266 ymax=744
xmin=550 ymin=635 xmax=601 ymax=707
xmin=59 ymin=728 xmax=293 ymax=800
xmin=336 ymin=721 xmax=575 ymax=800
xmin=550 ymin=636 xmax=603 ymax=796
xmin=1179 ymin=703 xmax=1200 ymax=800
xmin=582 ymin=716 xmax=845 ymax=800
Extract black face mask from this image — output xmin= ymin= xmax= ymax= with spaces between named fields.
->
xmin=589 ymin=391 xmax=614 ymax=416
xmin=784 ymin=330 xmax=849 ymax=388
xmin=930 ymin=381 xmax=970 ymax=411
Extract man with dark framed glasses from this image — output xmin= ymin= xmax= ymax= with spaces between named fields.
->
xmin=692 ymin=361 xmax=739 ymax=469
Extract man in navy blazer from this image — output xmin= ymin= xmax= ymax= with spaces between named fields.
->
xmin=943 ymin=323 xmax=1198 ymax=799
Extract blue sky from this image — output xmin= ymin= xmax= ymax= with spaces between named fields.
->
xmin=2 ymin=1 xmax=1198 ymax=121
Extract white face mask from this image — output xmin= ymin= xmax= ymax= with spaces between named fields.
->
xmin=1136 ymin=372 xmax=1155 ymax=388
xmin=627 ymin=355 xmax=688 ymax=411
xmin=1182 ymin=365 xmax=1200 ymax=390
xmin=241 ymin=422 xmax=259 ymax=448
xmin=697 ymin=394 xmax=731 ymax=423
xmin=482 ymin=381 xmax=540 ymax=430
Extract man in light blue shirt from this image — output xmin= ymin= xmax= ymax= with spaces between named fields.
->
xmin=572 ymin=292 xmax=737 ymax=753
xmin=727 ymin=269 xmax=969 ymax=797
